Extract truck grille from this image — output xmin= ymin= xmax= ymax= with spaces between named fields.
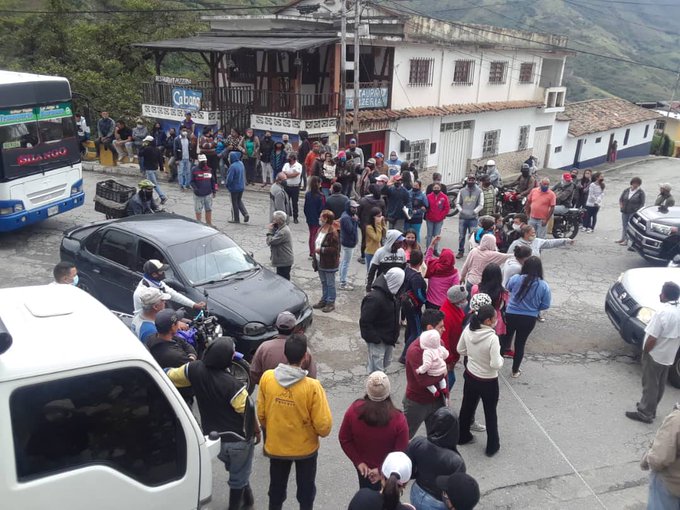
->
xmin=630 ymin=213 xmax=647 ymax=234
xmin=611 ymin=282 xmax=639 ymax=312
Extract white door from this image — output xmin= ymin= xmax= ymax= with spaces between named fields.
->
xmin=438 ymin=121 xmax=473 ymax=184
xmin=532 ymin=126 xmax=552 ymax=168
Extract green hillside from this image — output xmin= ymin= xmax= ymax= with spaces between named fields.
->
xmin=404 ymin=0 xmax=680 ymax=102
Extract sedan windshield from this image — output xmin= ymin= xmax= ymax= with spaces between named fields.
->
xmin=167 ymin=234 xmax=258 ymax=285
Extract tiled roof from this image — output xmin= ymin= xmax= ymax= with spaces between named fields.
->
xmin=556 ymin=98 xmax=661 ymax=137
xmin=347 ymin=100 xmax=544 ymax=123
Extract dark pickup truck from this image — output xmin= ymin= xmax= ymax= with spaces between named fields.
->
xmin=627 ymin=205 xmax=680 ymax=263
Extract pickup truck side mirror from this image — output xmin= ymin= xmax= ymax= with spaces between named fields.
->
xmin=165 ymin=279 xmax=186 ymax=293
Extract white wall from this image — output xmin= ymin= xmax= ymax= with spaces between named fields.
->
xmin=390 ymin=43 xmax=550 ymax=110
xmin=549 ymin=120 xmax=655 ymax=169
xmin=387 ymin=116 xmax=440 ymax=167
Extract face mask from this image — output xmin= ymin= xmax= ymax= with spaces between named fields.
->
xmin=528 ymin=235 xmax=536 ymax=241
xmin=181 ymin=132 xmax=187 ymax=138
xmin=72 ymin=274 xmax=79 ymax=287
xmin=405 ymin=239 xmax=415 ymax=245
xmin=433 ymin=190 xmax=441 ymax=195
xmin=467 ymin=182 xmax=475 ymax=188
xmin=521 ymin=170 xmax=529 ymax=176
xmin=540 ymin=185 xmax=549 ymax=192
xmin=137 ymin=123 xmax=143 ymax=127
xmin=512 ymin=223 xmax=521 ymax=231
xmin=265 ymin=135 xmax=271 ymax=139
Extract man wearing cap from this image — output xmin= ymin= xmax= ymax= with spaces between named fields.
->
xmin=456 ymin=175 xmax=484 ymax=258
xmin=257 ymin=333 xmax=332 ymax=510
xmin=319 ymin=134 xmax=332 ymax=155
xmin=437 ymin=473 xmax=480 ymax=509
xmin=180 ymin=111 xmax=194 ymax=133
xmin=346 ymin=138 xmax=365 ymax=170
xmin=382 ymin=174 xmax=412 ymax=231
xmin=191 ymin=153 xmax=217 ymax=225
xmin=361 ymin=267 xmax=406 ymax=373
xmin=359 ymin=157 xmax=379 ymax=196
xmin=127 ymin=179 xmax=160 ymax=216
xmin=167 ymin=336 xmax=259 ymax=510
xmin=133 ymin=259 xmax=205 ymax=314
xmin=552 ymin=172 xmax=576 ymax=216
xmin=374 ymin=152 xmax=388 ymax=175
xmin=656 ymin=183 xmax=676 ymax=209
xmin=282 ymin=153 xmax=303 ymax=223
xmin=249 ymin=311 xmax=317 ymax=386
xmin=131 ymin=119 xmax=149 ymax=161
xmin=131 ymin=286 xmax=171 ymax=344
xmin=339 ymin=199 xmax=360 ymax=290
xmin=139 ymin=133 xmax=168 ymax=204
xmin=147 ymin=308 xmax=197 ymax=404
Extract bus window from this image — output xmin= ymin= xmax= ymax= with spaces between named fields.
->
xmin=0 ymin=122 xmax=39 ymax=149
xmin=38 ymin=117 xmax=76 ymax=144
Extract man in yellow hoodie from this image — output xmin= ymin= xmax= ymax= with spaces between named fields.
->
xmin=257 ymin=333 xmax=332 ymax=510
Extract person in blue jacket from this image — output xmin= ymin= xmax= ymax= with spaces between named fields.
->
xmin=339 ymin=200 xmax=360 ymax=290
xmin=226 ymin=151 xmax=249 ymax=224
xmin=404 ymin=180 xmax=429 ymax=243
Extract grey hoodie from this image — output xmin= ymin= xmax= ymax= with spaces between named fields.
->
xmin=506 ymin=236 xmax=571 ymax=258
xmin=274 ymin=363 xmax=308 ymax=388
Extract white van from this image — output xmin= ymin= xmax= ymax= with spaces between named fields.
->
xmin=0 ymin=285 xmax=219 ymax=509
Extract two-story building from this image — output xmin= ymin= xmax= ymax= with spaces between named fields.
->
xmin=135 ymin=0 xmax=570 ymax=181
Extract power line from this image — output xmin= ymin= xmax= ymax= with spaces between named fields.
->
xmin=0 ymin=4 xmax=288 ymax=15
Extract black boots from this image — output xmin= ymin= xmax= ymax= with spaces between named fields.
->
xmin=228 ymin=488 xmax=244 ymax=510
xmin=242 ymin=485 xmax=254 ymax=508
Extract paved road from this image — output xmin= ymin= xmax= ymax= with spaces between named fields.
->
xmin=1 ymin=156 xmax=678 ymax=509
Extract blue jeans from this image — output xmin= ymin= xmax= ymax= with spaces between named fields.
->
xmin=367 ymin=342 xmax=394 ymax=373
xmin=217 ymin=439 xmax=254 ymax=490
xmin=404 ymin=222 xmax=422 ymax=243
xmin=365 ymin=254 xmax=374 ymax=275
xmin=426 ymin=220 xmax=443 ymax=251
xmin=410 ymin=481 xmax=447 ymax=510
xmin=528 ymin=217 xmax=547 ymax=239
xmin=178 ymin=159 xmax=192 ymax=188
xmin=145 ymin=170 xmax=166 ymax=199
xmin=648 ymin=471 xmax=680 ymax=510
xmin=621 ymin=212 xmax=632 ymax=241
xmin=339 ymin=245 xmax=355 ymax=284
xmin=447 ymin=368 xmax=456 ymax=389
xmin=458 ymin=217 xmax=477 ymax=253
xmin=318 ymin=268 xmax=337 ymax=303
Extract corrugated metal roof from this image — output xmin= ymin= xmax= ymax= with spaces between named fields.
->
xmin=556 ymin=98 xmax=661 ymax=137
xmin=134 ymin=35 xmax=339 ymax=52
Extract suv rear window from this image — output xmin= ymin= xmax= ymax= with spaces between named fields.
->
xmin=11 ymin=367 xmax=187 ymax=485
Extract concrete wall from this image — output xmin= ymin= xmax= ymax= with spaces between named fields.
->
xmin=549 ymin=120 xmax=655 ymax=169
xmin=390 ymin=44 xmax=553 ymax=110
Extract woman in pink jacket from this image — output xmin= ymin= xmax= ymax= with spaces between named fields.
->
xmin=460 ymin=234 xmax=512 ymax=290
xmin=424 ymin=235 xmax=459 ymax=309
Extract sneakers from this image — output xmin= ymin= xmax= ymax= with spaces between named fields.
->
xmin=160 ymin=197 xmax=168 ymax=205
xmin=470 ymin=421 xmax=486 ymax=432
xmin=502 ymin=350 xmax=515 ymax=358
xmin=357 ymin=257 xmax=366 ymax=264
xmin=511 ymin=370 xmax=522 ymax=378
xmin=243 ymin=214 xmax=249 ymax=223
xmin=228 ymin=219 xmax=240 ymax=224
xmin=339 ymin=282 xmax=355 ymax=291
xmin=294 ymin=218 xmax=299 ymax=224
xmin=322 ymin=303 xmax=335 ymax=313
xmin=537 ymin=314 xmax=546 ymax=323
xmin=625 ymin=411 xmax=653 ymax=424
xmin=456 ymin=252 xmax=464 ymax=259
xmin=312 ymin=300 xmax=326 ymax=309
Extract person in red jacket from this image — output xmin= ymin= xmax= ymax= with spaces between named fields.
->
xmin=425 ymin=184 xmax=451 ymax=254
xmin=439 ymin=285 xmax=469 ymax=389
xmin=339 ymin=371 xmax=409 ymax=490
xmin=403 ymin=309 xmax=446 ymax=438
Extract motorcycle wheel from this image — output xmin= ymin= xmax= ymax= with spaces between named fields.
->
xmin=230 ymin=358 xmax=253 ymax=394
xmin=447 ymin=193 xmax=459 ymax=217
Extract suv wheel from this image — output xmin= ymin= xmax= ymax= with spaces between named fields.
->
xmin=668 ymin=353 xmax=680 ymax=389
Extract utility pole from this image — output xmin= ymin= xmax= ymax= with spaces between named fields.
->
xmin=338 ymin=2 xmax=348 ymax=147
xmin=352 ymin=0 xmax=361 ymax=141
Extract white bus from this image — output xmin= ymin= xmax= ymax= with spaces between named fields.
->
xmin=0 ymin=70 xmax=84 ymax=232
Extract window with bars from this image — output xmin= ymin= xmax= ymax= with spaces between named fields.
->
xmin=409 ymin=58 xmax=434 ymax=86
xmin=518 ymin=125 xmax=530 ymax=151
xmin=519 ymin=62 xmax=534 ymax=84
xmin=453 ymin=60 xmax=475 ymax=85
xmin=441 ymin=120 xmax=473 ymax=132
xmin=407 ymin=139 xmax=429 ymax=170
xmin=482 ymin=130 xmax=500 ymax=157
xmin=488 ymin=61 xmax=507 ymax=84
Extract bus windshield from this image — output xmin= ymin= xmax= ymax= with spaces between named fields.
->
xmin=0 ymin=103 xmax=80 ymax=181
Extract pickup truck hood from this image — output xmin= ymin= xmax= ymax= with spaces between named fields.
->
xmin=200 ymin=267 xmax=307 ymax=325
xmin=622 ymin=267 xmax=680 ymax=310
xmin=638 ymin=205 xmax=680 ymax=224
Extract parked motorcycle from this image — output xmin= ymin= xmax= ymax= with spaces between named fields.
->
xmin=496 ymin=186 xmax=524 ymax=217
xmin=551 ymin=208 xmax=583 ymax=239
xmin=446 ymin=183 xmax=462 ymax=217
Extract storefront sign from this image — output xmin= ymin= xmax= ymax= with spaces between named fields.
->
xmin=345 ymin=87 xmax=389 ymax=110
xmin=156 ymin=75 xmax=192 ymax=86
xmin=172 ymin=87 xmax=202 ymax=111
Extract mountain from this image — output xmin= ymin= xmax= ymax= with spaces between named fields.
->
xmin=402 ymin=0 xmax=680 ymax=103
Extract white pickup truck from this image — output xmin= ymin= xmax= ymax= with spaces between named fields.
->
xmin=0 ymin=284 xmax=220 ymax=509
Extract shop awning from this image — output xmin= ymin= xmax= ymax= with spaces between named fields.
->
xmin=134 ymin=35 xmax=339 ymax=53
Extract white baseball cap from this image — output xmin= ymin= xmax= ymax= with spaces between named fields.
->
xmin=381 ymin=452 xmax=412 ymax=484
xmin=139 ymin=287 xmax=171 ymax=306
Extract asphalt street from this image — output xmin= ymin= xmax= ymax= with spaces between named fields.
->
xmin=1 ymin=156 xmax=678 ymax=509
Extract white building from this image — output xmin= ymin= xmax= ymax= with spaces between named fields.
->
xmin=549 ymin=99 xmax=660 ymax=169
xmin=136 ymin=0 xmax=570 ymax=181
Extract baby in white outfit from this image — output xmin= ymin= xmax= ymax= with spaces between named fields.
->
xmin=416 ymin=329 xmax=449 ymax=396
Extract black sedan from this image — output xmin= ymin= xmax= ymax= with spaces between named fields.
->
xmin=60 ymin=213 xmax=312 ymax=355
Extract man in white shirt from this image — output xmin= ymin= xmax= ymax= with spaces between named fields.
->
xmin=627 ymin=282 xmax=680 ymax=423
xmin=74 ymin=113 xmax=90 ymax=156
xmin=282 ymin=153 xmax=302 ymax=224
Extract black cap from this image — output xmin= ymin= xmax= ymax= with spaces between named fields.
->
xmin=143 ymin=259 xmax=169 ymax=274
xmin=155 ymin=309 xmax=179 ymax=334
xmin=436 ymin=473 xmax=480 ymax=510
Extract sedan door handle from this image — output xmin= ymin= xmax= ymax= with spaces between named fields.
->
xmin=92 ymin=267 xmax=101 ymax=274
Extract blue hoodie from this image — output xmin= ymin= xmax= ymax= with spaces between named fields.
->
xmin=506 ymin=274 xmax=551 ymax=317
xmin=226 ymin=151 xmax=245 ymax=193
xmin=340 ymin=204 xmax=359 ymax=248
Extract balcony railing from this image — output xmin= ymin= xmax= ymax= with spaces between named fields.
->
xmin=142 ymin=82 xmax=339 ymax=121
